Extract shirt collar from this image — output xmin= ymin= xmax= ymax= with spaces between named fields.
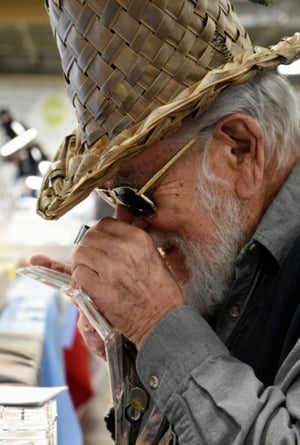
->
xmin=253 ymin=160 xmax=300 ymax=266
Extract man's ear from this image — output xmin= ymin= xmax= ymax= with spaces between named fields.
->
xmin=214 ymin=113 xmax=265 ymax=200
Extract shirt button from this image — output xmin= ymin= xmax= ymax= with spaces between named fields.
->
xmin=248 ymin=242 xmax=257 ymax=252
xmin=229 ymin=305 xmax=240 ymax=319
xmin=149 ymin=375 xmax=160 ymax=389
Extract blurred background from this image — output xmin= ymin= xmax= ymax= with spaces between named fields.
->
xmin=0 ymin=1 xmax=299 ymax=444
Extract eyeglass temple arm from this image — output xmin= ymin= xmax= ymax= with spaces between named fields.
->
xmin=137 ymin=138 xmax=196 ymax=196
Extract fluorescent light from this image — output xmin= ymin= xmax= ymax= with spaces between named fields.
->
xmin=38 ymin=160 xmax=51 ymax=175
xmin=0 ymin=128 xmax=38 ymax=157
xmin=10 ymin=120 xmax=26 ymax=136
xmin=25 ymin=175 xmax=42 ymax=191
xmin=278 ymin=59 xmax=300 ymax=76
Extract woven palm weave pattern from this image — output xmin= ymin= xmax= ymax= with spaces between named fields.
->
xmin=47 ymin=0 xmax=252 ymax=148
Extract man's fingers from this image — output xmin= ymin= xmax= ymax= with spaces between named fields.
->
xmin=30 ymin=255 xmax=71 ymax=275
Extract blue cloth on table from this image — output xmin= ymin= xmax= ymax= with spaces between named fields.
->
xmin=0 ymin=276 xmax=83 ymax=445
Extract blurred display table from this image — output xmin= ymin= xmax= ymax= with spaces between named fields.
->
xmin=0 ymin=275 xmax=83 ymax=445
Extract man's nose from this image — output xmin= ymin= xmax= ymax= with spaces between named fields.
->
xmin=115 ymin=204 xmax=150 ymax=229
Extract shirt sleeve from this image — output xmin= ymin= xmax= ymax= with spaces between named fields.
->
xmin=136 ymin=306 xmax=300 ymax=444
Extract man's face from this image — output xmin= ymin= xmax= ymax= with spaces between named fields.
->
xmin=152 ymin=173 xmax=245 ymax=316
xmin=114 ymin=126 xmax=247 ymax=316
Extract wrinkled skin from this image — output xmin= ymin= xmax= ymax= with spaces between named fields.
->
xmin=71 ymin=217 xmax=184 ymax=348
xmin=31 ymin=217 xmax=184 ymax=357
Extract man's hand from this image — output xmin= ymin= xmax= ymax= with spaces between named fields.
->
xmin=30 ymin=254 xmax=72 ymax=275
xmin=71 ymin=217 xmax=184 ymax=349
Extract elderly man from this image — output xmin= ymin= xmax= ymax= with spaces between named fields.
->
xmin=32 ymin=0 xmax=300 ymax=443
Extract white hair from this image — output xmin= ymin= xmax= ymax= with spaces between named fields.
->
xmin=186 ymin=71 xmax=300 ymax=171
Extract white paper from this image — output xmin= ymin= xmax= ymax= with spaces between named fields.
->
xmin=0 ymin=386 xmax=67 ymax=406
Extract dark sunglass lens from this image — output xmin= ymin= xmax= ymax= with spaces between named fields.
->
xmin=115 ymin=188 xmax=154 ymax=217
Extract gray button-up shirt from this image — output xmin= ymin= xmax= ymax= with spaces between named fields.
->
xmin=137 ymin=161 xmax=300 ymax=444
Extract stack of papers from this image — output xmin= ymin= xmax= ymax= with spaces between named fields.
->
xmin=0 ymin=386 xmax=67 ymax=444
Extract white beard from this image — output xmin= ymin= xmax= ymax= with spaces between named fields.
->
xmin=153 ymin=172 xmax=246 ymax=317
xmin=172 ymin=210 xmax=243 ymax=316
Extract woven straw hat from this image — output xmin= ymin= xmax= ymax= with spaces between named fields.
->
xmin=38 ymin=0 xmax=300 ymax=219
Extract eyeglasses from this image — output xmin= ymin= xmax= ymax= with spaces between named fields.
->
xmin=96 ymin=138 xmax=196 ymax=217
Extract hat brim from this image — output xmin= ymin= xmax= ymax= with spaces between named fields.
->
xmin=37 ymin=33 xmax=300 ymax=219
